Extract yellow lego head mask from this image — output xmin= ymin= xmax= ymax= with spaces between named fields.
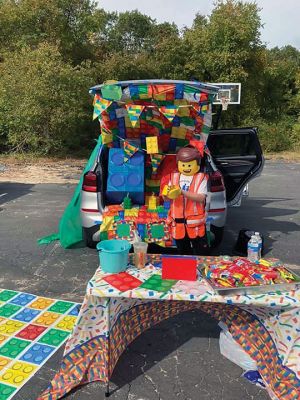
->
xmin=178 ymin=160 xmax=200 ymax=176
xmin=176 ymin=146 xmax=201 ymax=176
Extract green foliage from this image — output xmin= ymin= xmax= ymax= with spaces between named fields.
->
xmin=0 ymin=43 xmax=96 ymax=153
xmin=257 ymin=118 xmax=296 ymax=152
xmin=0 ymin=0 xmax=299 ymax=154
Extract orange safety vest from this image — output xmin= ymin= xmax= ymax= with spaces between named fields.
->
xmin=168 ymin=172 xmax=207 ymax=240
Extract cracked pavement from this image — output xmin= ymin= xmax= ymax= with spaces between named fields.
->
xmin=0 ymin=161 xmax=299 ymax=399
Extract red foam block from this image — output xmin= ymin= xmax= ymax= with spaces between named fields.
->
xmin=162 ymin=255 xmax=197 ymax=281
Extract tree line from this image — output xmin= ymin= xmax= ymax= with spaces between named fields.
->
xmin=0 ymin=0 xmax=299 ymax=155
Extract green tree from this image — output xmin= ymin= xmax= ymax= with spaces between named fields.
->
xmin=0 ymin=43 xmax=96 ymax=153
xmin=0 ymin=0 xmax=109 ymax=64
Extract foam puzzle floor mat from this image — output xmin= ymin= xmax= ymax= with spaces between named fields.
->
xmin=0 ymin=289 xmax=80 ymax=400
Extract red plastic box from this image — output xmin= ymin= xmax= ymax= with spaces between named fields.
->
xmin=162 ymin=255 xmax=197 ymax=281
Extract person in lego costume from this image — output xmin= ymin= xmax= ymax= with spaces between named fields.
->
xmin=161 ymin=143 xmax=208 ymax=255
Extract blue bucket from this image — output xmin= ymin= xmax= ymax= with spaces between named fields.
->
xmin=96 ymin=239 xmax=131 ymax=273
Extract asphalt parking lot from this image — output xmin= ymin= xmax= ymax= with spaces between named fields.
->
xmin=0 ymin=161 xmax=299 ymax=400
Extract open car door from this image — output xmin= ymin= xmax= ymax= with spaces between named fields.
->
xmin=207 ymin=128 xmax=264 ymax=204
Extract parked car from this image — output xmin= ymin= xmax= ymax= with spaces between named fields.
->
xmin=80 ymin=80 xmax=264 ymax=250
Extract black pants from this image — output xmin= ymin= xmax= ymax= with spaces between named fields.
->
xmin=176 ymin=233 xmax=208 ymax=256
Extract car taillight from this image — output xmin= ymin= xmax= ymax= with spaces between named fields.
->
xmin=210 ymin=171 xmax=225 ymax=192
xmin=82 ymin=171 xmax=97 ymax=192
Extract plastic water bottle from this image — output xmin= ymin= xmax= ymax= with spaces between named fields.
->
xmin=247 ymin=235 xmax=259 ymax=263
xmin=254 ymin=232 xmax=262 ymax=259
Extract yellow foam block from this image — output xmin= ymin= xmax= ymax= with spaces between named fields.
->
xmin=0 ymin=318 xmax=6 ymax=325
xmin=124 ymin=208 xmax=139 ymax=217
xmin=100 ymin=216 xmax=114 ymax=232
xmin=0 ymin=361 xmax=37 ymax=386
xmin=29 ymin=297 xmax=55 ymax=310
xmin=34 ymin=311 xmax=60 ymax=326
xmin=171 ymin=126 xmax=187 ymax=139
xmin=0 ymin=357 xmax=11 ymax=371
xmin=146 ymin=137 xmax=158 ymax=154
xmin=147 ymin=197 xmax=158 ymax=210
xmin=55 ymin=316 xmax=77 ymax=331
xmin=0 ymin=320 xmax=25 ymax=335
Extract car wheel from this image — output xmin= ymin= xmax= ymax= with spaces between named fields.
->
xmin=210 ymin=225 xmax=224 ymax=248
xmin=82 ymin=226 xmax=99 ymax=249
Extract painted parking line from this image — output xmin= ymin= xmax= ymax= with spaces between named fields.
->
xmin=0 ymin=193 xmax=8 ymax=198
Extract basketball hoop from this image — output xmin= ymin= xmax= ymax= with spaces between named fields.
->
xmin=220 ymin=97 xmax=229 ymax=111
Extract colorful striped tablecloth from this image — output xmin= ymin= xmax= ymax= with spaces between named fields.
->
xmin=39 ymin=256 xmax=300 ymax=400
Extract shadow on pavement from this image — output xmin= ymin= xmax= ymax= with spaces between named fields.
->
xmin=215 ymin=197 xmax=300 ymax=257
xmin=0 ymin=182 xmax=35 ymax=205
xmin=114 ymin=310 xmax=220 ymax=390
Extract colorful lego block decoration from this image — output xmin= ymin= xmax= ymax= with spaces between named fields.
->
xmin=103 ymin=272 xmax=143 ymax=292
xmin=16 ymin=325 xmax=47 ymax=341
xmin=13 ymin=308 xmax=40 ymax=323
xmin=19 ymin=343 xmax=55 ymax=365
xmin=38 ymin=328 xmax=70 ymax=347
xmin=0 ymin=292 xmax=18 ymax=303
xmin=140 ymin=275 xmax=177 ymax=292
xmin=146 ymin=136 xmax=159 ymax=154
xmin=162 ymin=255 xmax=197 ymax=281
xmin=106 ymin=148 xmax=144 ymax=205
xmin=0 ymin=289 xmax=79 ymax=399
xmin=0 ymin=361 xmax=37 ymax=387
xmin=0 ymin=304 xmax=21 ymax=319
xmin=9 ymin=293 xmax=36 ymax=307
xmin=0 ymin=336 xmax=8 ymax=346
xmin=147 ymin=194 xmax=158 ymax=210
xmin=0 ymin=321 xmax=25 ymax=336
xmin=0 ymin=383 xmax=16 ymax=399
xmin=55 ymin=316 xmax=77 ymax=332
xmin=0 ymin=358 xmax=11 ymax=372
xmin=146 ymin=222 xmax=170 ymax=243
xmin=28 ymin=297 xmax=55 ymax=310
xmin=48 ymin=301 xmax=74 ymax=314
xmin=33 ymin=311 xmax=61 ymax=327
xmin=0 ymin=338 xmax=31 ymax=358
xmin=116 ymin=223 xmax=130 ymax=237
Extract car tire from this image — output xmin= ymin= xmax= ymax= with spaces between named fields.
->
xmin=210 ymin=225 xmax=224 ymax=248
xmin=82 ymin=226 xmax=99 ymax=249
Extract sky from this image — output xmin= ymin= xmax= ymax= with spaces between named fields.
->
xmin=98 ymin=0 xmax=300 ymax=49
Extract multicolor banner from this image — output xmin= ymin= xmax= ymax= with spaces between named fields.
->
xmin=100 ymin=124 xmax=113 ymax=144
xmin=159 ymin=105 xmax=178 ymax=123
xmin=125 ymin=105 xmax=145 ymax=127
xmin=150 ymin=154 xmax=165 ymax=174
xmin=123 ymin=140 xmax=139 ymax=162
xmin=93 ymin=95 xmax=112 ymax=120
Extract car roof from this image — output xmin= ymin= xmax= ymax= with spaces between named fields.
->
xmin=90 ymin=79 xmax=219 ymax=95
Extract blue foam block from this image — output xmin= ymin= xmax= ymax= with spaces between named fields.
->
xmin=13 ymin=308 xmax=40 ymax=323
xmin=107 ymin=148 xmax=144 ymax=205
xmin=20 ymin=343 xmax=55 ymax=365
xmin=9 ymin=293 xmax=36 ymax=306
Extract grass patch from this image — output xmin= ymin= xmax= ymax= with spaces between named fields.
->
xmin=265 ymin=150 xmax=300 ymax=163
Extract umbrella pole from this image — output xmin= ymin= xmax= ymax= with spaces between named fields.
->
xmin=105 ymin=382 xmax=110 ymax=397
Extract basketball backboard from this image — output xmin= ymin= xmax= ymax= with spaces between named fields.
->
xmin=211 ymin=83 xmax=241 ymax=104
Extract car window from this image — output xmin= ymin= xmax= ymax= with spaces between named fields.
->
xmin=208 ymin=133 xmax=257 ymax=157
